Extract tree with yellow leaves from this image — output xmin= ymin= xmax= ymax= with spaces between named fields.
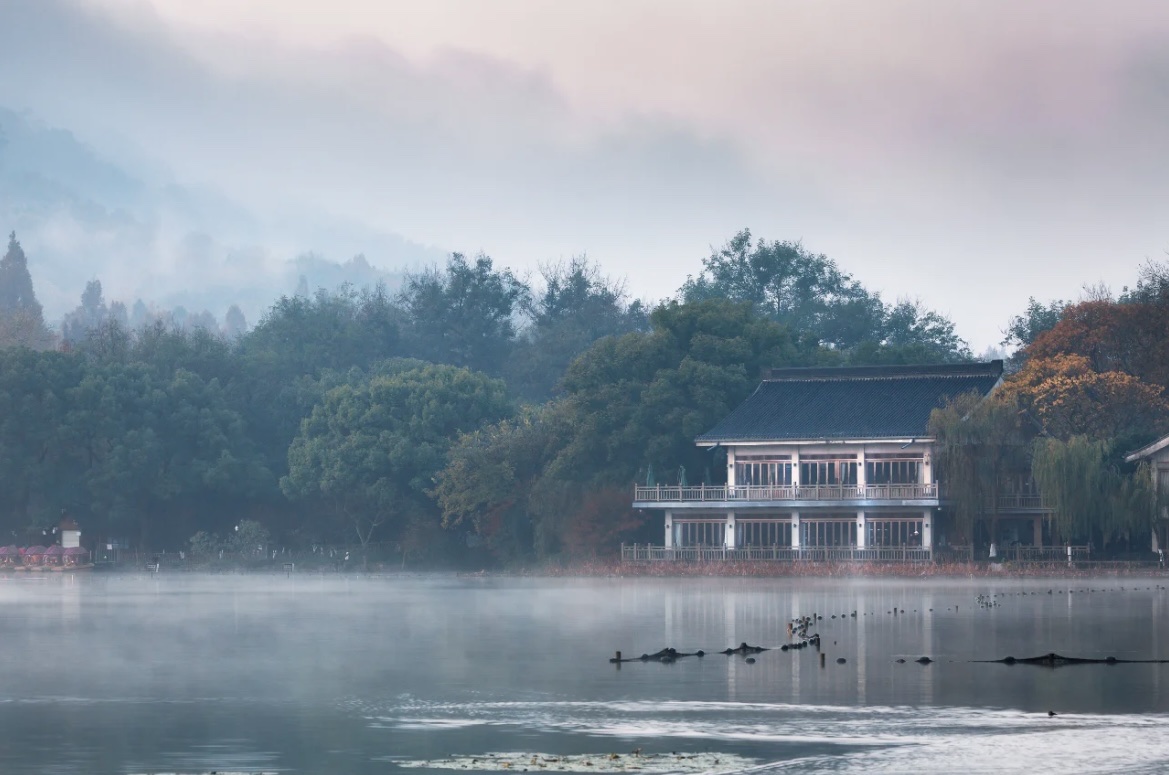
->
xmin=1000 ymin=354 xmax=1169 ymax=442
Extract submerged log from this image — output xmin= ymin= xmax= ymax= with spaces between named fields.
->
xmin=721 ymin=642 xmax=768 ymax=655
xmin=609 ymin=647 xmax=706 ymax=663
xmin=976 ymin=652 xmax=1169 ymax=667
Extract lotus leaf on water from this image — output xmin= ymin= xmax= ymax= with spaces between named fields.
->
xmin=397 ymin=751 xmax=756 ymax=772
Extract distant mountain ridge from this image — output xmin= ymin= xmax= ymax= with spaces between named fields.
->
xmin=0 ymin=105 xmax=440 ymax=328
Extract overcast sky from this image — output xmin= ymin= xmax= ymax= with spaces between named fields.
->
xmin=4 ymin=0 xmax=1169 ymax=348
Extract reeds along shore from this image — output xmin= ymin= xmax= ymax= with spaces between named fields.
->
xmin=523 ymin=560 xmax=1169 ymax=578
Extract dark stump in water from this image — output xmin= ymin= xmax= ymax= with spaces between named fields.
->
xmin=721 ymin=642 xmax=769 ymax=655
xmin=977 ymin=652 xmax=1169 ymax=667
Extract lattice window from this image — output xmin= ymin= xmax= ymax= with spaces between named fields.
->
xmin=866 ymin=516 xmax=924 ymax=546
xmin=736 ymin=519 xmax=793 ymax=547
xmin=735 ymin=456 xmax=793 ymax=486
xmin=865 ymin=454 xmax=923 ymax=485
xmin=800 ymin=455 xmax=858 ymax=486
xmin=799 ymin=517 xmax=858 ymax=547
xmin=674 ymin=520 xmax=726 ymax=547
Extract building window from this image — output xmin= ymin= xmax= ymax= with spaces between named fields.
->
xmin=736 ymin=519 xmax=792 ymax=547
xmin=800 ymin=517 xmax=857 ymax=547
xmin=674 ymin=520 xmax=726 ymax=547
xmin=865 ymin=454 xmax=923 ymax=485
xmin=866 ymin=516 xmax=924 ymax=547
xmin=735 ymin=456 xmax=793 ymax=487
xmin=800 ymin=455 xmax=858 ymax=486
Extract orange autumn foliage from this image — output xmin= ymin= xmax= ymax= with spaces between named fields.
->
xmin=1026 ymin=300 xmax=1169 ymax=389
xmin=1001 ymin=354 xmax=1169 ymax=441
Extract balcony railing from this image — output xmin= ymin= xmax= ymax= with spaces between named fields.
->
xmin=621 ymin=544 xmax=933 ymax=563
xmin=633 ymin=483 xmax=939 ymax=503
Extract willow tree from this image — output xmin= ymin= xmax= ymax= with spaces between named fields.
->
xmin=928 ymin=392 xmax=1030 ymax=547
xmin=1032 ymin=436 xmax=1157 ymax=548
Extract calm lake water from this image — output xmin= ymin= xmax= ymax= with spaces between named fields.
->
xmin=1 ymin=573 xmax=1168 ymax=774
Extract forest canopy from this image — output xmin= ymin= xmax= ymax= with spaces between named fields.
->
xmin=2 ymin=228 xmax=1164 ymax=563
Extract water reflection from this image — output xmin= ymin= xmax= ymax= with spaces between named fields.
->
xmin=0 ymin=575 xmax=1167 ymax=774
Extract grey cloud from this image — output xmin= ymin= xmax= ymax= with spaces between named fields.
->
xmin=3 ymin=0 xmax=1169 ymax=348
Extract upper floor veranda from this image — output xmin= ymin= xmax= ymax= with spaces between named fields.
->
xmin=636 ymin=439 xmax=940 ymax=509
xmin=633 ymin=361 xmax=1007 ymax=512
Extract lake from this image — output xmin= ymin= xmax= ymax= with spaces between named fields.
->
xmin=1 ymin=573 xmax=1167 ymax=774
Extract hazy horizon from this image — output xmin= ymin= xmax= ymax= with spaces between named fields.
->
xmin=2 ymin=0 xmax=1168 ymax=347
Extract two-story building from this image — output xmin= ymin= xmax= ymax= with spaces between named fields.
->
xmin=631 ymin=361 xmax=1006 ymax=561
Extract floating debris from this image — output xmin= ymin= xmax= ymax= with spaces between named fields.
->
xmin=977 ymin=652 xmax=1169 ymax=667
xmin=721 ymin=642 xmax=768 ymax=655
xmin=609 ymin=648 xmax=704 ymax=663
xmin=397 ymin=751 xmax=757 ymax=773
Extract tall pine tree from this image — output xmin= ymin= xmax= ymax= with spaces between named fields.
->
xmin=0 ymin=232 xmax=53 ymax=349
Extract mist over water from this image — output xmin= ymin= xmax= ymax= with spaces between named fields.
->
xmin=1 ymin=574 xmax=1167 ymax=774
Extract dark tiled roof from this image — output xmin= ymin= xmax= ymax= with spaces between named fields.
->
xmin=697 ymin=361 xmax=1003 ymax=443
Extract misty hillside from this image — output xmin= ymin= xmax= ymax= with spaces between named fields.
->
xmin=0 ymin=105 xmax=439 ymax=327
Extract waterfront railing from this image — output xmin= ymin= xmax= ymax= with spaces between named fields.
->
xmin=620 ymin=544 xmax=933 ymax=563
xmin=633 ymin=483 xmax=939 ymax=503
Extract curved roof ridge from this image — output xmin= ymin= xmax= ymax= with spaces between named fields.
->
xmin=765 ymin=360 xmax=1003 ymax=382
xmin=699 ymin=361 xmax=1003 ymax=444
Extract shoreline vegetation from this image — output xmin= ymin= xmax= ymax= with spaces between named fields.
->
xmin=33 ymin=557 xmax=1167 ymax=580
xmin=0 ymin=231 xmax=1167 ymax=565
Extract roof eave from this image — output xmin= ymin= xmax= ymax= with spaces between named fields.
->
xmin=1124 ymin=433 xmax=1169 ymax=463
xmin=696 ymin=436 xmax=935 ymax=447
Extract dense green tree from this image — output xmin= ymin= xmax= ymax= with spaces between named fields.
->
xmin=680 ymin=230 xmax=878 ymax=348
xmin=282 ymin=363 xmax=512 ymax=559
xmin=879 ymin=299 xmax=971 ymax=361
xmin=435 ymin=404 xmax=572 ymax=561
xmin=236 ymin=284 xmax=402 ymax=477
xmin=437 ymin=299 xmax=799 ymax=558
xmin=398 ymin=253 xmax=529 ymax=376
xmin=61 ymin=364 xmax=270 ymax=546
xmin=680 ymin=229 xmax=969 ymax=360
xmin=1002 ymin=296 xmax=1068 ymax=350
xmin=0 ymin=349 xmax=83 ymax=535
xmin=507 ymin=257 xmax=648 ymax=401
